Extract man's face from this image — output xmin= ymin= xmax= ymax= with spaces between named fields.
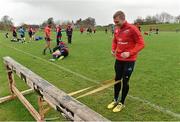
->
xmin=114 ymin=16 xmax=124 ymax=27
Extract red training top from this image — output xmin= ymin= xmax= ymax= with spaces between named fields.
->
xmin=112 ymin=21 xmax=145 ymax=61
xmin=56 ymin=26 xmax=61 ymax=32
xmin=44 ymin=26 xmax=51 ymax=38
xmin=80 ymin=27 xmax=84 ymax=32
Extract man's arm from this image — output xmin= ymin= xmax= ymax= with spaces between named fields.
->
xmin=111 ymin=37 xmax=117 ymax=56
xmin=129 ymin=26 xmax=145 ymax=56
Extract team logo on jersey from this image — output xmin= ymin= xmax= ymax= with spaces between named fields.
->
xmin=128 ymin=67 xmax=132 ymax=71
xmin=118 ymin=38 xmax=122 ymax=41
xmin=115 ymin=29 xmax=119 ymax=34
xmin=123 ymin=29 xmax=130 ymax=34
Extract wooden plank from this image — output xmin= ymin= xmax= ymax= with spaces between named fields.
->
xmin=3 ymin=56 xmax=109 ymax=121
xmin=0 ymin=89 xmax=34 ymax=104
xmin=12 ymin=85 xmax=42 ymax=121
xmin=6 ymin=65 xmax=15 ymax=95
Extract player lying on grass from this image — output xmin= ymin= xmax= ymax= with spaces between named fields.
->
xmin=49 ymin=41 xmax=69 ymax=61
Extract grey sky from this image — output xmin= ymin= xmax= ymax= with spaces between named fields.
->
xmin=0 ymin=0 xmax=180 ymax=26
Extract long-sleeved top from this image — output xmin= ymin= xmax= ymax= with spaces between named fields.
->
xmin=112 ymin=21 xmax=145 ymax=61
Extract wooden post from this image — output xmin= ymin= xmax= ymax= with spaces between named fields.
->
xmin=6 ymin=65 xmax=15 ymax=99
xmin=0 ymin=89 xmax=34 ymax=104
xmin=12 ymin=85 xmax=42 ymax=121
xmin=38 ymin=96 xmax=51 ymax=120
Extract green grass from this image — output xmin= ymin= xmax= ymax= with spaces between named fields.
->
xmin=0 ymin=30 xmax=180 ymax=121
xmin=141 ymin=23 xmax=180 ymax=31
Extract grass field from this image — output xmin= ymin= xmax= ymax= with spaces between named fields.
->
xmin=141 ymin=23 xmax=180 ymax=31
xmin=0 ymin=30 xmax=180 ymax=121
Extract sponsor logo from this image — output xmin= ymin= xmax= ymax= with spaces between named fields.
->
xmin=117 ymin=41 xmax=128 ymax=44
xmin=128 ymin=67 xmax=132 ymax=71
xmin=118 ymin=38 xmax=122 ymax=41
xmin=123 ymin=29 xmax=130 ymax=34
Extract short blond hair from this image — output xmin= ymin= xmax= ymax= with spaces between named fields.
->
xmin=113 ymin=10 xmax=125 ymax=20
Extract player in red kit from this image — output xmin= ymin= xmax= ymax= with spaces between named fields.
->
xmin=107 ymin=10 xmax=145 ymax=112
xmin=43 ymin=24 xmax=52 ymax=55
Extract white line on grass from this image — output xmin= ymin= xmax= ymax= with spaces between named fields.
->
xmin=2 ymin=43 xmax=180 ymax=119
xmin=128 ymin=95 xmax=180 ymax=119
xmin=1 ymin=43 xmax=97 ymax=83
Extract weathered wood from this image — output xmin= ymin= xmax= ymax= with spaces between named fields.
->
xmin=0 ymin=89 xmax=34 ymax=104
xmin=38 ymin=96 xmax=51 ymax=119
xmin=38 ymin=96 xmax=45 ymax=120
xmin=6 ymin=65 xmax=15 ymax=96
xmin=3 ymin=56 xmax=109 ymax=121
xmin=12 ymin=85 xmax=42 ymax=121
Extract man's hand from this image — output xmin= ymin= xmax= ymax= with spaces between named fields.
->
xmin=121 ymin=52 xmax=130 ymax=59
xmin=111 ymin=51 xmax=115 ymax=56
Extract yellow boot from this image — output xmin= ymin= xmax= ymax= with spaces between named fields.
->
xmin=107 ymin=101 xmax=117 ymax=109
xmin=112 ymin=102 xmax=125 ymax=112
xmin=58 ymin=56 xmax=64 ymax=60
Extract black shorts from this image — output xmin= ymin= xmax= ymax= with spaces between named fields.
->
xmin=13 ymin=32 xmax=17 ymax=37
xmin=114 ymin=60 xmax=135 ymax=81
xmin=45 ymin=37 xmax=51 ymax=41
xmin=29 ymin=32 xmax=32 ymax=37
xmin=20 ymin=35 xmax=25 ymax=38
xmin=60 ymin=49 xmax=68 ymax=57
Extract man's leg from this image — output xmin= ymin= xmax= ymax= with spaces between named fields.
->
xmin=68 ymin=36 xmax=71 ymax=44
xmin=47 ymin=40 xmax=52 ymax=54
xmin=107 ymin=60 xmax=124 ymax=109
xmin=43 ymin=47 xmax=47 ymax=55
xmin=112 ymin=61 xmax=135 ymax=112
xmin=49 ymin=51 xmax=60 ymax=61
xmin=43 ymin=40 xmax=48 ymax=55
xmin=56 ymin=36 xmax=60 ymax=45
xmin=120 ymin=61 xmax=135 ymax=104
xmin=58 ymin=51 xmax=68 ymax=60
xmin=69 ymin=35 xmax=72 ymax=44
xmin=114 ymin=60 xmax=124 ymax=102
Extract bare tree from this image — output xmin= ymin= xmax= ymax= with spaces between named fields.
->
xmin=40 ymin=17 xmax=55 ymax=28
xmin=136 ymin=12 xmax=175 ymax=24
xmin=1 ymin=15 xmax=13 ymax=25
xmin=0 ymin=15 xmax=14 ymax=30
xmin=134 ymin=17 xmax=144 ymax=25
xmin=75 ymin=18 xmax=82 ymax=28
xmin=84 ymin=17 xmax=96 ymax=27
xmin=158 ymin=12 xmax=174 ymax=23
xmin=75 ymin=17 xmax=96 ymax=28
xmin=145 ymin=16 xmax=158 ymax=24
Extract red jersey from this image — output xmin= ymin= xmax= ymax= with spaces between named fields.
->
xmin=44 ymin=26 xmax=51 ymax=38
xmin=29 ymin=27 xmax=33 ymax=32
xmin=56 ymin=26 xmax=61 ymax=32
xmin=112 ymin=21 xmax=145 ymax=61
xmin=80 ymin=27 xmax=84 ymax=32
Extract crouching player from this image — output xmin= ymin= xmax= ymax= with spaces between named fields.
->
xmin=49 ymin=41 xmax=69 ymax=61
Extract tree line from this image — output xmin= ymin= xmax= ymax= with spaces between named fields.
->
xmin=0 ymin=15 xmax=96 ymax=30
xmin=0 ymin=12 xmax=180 ymax=30
xmin=134 ymin=12 xmax=180 ymax=25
